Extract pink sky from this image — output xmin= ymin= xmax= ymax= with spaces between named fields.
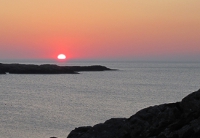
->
xmin=0 ymin=1 xmax=200 ymax=61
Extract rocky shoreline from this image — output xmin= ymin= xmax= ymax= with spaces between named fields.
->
xmin=67 ymin=89 xmax=200 ymax=138
xmin=0 ymin=63 xmax=113 ymax=74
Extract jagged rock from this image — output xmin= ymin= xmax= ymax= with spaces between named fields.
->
xmin=67 ymin=89 xmax=200 ymax=138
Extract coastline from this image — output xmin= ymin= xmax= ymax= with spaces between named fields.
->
xmin=67 ymin=89 xmax=200 ymax=138
xmin=0 ymin=63 xmax=114 ymax=74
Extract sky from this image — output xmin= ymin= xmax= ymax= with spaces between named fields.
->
xmin=0 ymin=0 xmax=200 ymax=61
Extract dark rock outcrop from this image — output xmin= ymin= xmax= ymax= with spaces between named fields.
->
xmin=0 ymin=63 xmax=113 ymax=74
xmin=65 ymin=65 xmax=114 ymax=72
xmin=67 ymin=89 xmax=200 ymax=138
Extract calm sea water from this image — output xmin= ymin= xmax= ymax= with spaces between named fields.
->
xmin=0 ymin=61 xmax=200 ymax=138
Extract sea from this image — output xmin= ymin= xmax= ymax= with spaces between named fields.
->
xmin=0 ymin=60 xmax=200 ymax=138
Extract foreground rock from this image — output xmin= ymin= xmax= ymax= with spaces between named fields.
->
xmin=0 ymin=63 xmax=113 ymax=74
xmin=68 ymin=89 xmax=200 ymax=138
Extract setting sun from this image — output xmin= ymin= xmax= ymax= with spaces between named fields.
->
xmin=57 ymin=54 xmax=66 ymax=60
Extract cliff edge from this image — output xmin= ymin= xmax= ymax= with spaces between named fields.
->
xmin=68 ymin=89 xmax=200 ymax=138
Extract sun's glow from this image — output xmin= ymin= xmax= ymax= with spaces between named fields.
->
xmin=57 ymin=54 xmax=66 ymax=59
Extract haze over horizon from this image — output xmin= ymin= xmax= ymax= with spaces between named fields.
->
xmin=1 ymin=1 xmax=200 ymax=61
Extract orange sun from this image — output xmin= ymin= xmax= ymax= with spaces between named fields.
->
xmin=57 ymin=54 xmax=66 ymax=59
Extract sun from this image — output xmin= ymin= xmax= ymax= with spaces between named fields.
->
xmin=57 ymin=54 xmax=66 ymax=60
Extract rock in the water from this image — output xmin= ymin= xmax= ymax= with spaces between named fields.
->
xmin=0 ymin=63 xmax=113 ymax=74
xmin=0 ymin=63 xmax=5 ymax=74
xmin=67 ymin=89 xmax=200 ymax=138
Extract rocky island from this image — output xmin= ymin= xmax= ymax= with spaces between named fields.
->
xmin=0 ymin=63 xmax=113 ymax=74
xmin=67 ymin=89 xmax=200 ymax=138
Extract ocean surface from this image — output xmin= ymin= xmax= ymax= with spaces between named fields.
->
xmin=0 ymin=60 xmax=200 ymax=138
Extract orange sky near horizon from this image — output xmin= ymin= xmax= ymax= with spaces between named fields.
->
xmin=0 ymin=0 xmax=200 ymax=61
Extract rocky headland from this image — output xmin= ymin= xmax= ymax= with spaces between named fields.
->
xmin=67 ymin=89 xmax=200 ymax=138
xmin=0 ymin=63 xmax=113 ymax=74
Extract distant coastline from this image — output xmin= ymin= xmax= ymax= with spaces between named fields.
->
xmin=0 ymin=63 xmax=115 ymax=74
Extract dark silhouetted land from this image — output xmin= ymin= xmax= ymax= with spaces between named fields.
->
xmin=68 ymin=89 xmax=200 ymax=138
xmin=0 ymin=63 xmax=114 ymax=74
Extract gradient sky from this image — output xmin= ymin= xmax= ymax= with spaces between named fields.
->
xmin=0 ymin=0 xmax=200 ymax=61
